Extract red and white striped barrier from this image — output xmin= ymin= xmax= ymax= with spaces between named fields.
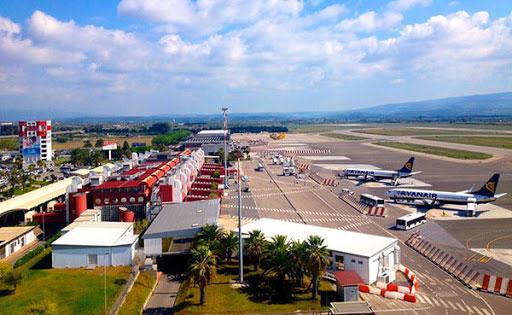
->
xmin=480 ymin=274 xmax=512 ymax=297
xmin=366 ymin=206 xmax=387 ymax=217
xmin=359 ymin=284 xmax=416 ymax=303
xmin=398 ymin=264 xmax=419 ymax=293
xmin=321 ymin=178 xmax=339 ymax=186
xmin=298 ymin=163 xmax=311 ymax=171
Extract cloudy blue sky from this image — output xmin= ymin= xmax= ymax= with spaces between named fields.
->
xmin=0 ymin=0 xmax=511 ymax=116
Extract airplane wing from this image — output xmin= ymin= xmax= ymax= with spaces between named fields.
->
xmin=408 ymin=171 xmax=422 ymax=176
xmin=494 ymin=193 xmax=508 ymax=199
xmin=456 ymin=185 xmax=475 ymax=194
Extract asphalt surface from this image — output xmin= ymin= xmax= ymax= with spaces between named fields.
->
xmin=226 ymin=133 xmax=512 ymax=315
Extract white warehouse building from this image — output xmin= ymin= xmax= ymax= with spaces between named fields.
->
xmin=240 ymin=219 xmax=399 ymax=284
xmin=52 ymin=222 xmax=138 ymax=268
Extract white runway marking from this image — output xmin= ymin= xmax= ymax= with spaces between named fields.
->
xmin=299 ymin=155 xmax=351 ymax=161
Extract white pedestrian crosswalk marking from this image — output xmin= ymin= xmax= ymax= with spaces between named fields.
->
xmin=439 ymin=299 xmax=448 ymax=308
xmin=455 ymin=302 xmax=465 ymax=312
xmin=447 ymin=301 xmax=457 ymax=310
xmin=480 ymin=308 xmax=491 ymax=315
xmin=473 ymin=306 xmax=484 ymax=315
xmin=423 ymin=295 xmax=432 ymax=305
xmin=416 ymin=294 xmax=425 ymax=303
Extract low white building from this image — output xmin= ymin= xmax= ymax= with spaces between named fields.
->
xmin=0 ymin=226 xmax=41 ymax=259
xmin=240 ymin=219 xmax=399 ymax=284
xmin=52 ymin=222 xmax=138 ymax=268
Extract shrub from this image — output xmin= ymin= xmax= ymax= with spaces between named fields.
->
xmin=212 ymin=170 xmax=221 ymax=178
xmin=45 ymin=231 xmax=62 ymax=247
xmin=14 ymin=246 xmax=44 ymax=268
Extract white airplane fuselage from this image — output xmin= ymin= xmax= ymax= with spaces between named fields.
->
xmin=342 ymin=169 xmax=410 ymax=180
xmin=385 ymin=188 xmax=497 ymax=205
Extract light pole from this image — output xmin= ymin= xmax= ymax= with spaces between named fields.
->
xmin=104 ymin=251 xmax=108 ymax=315
xmin=237 ymin=155 xmax=243 ymax=283
xmin=222 ymin=107 xmax=228 ymax=189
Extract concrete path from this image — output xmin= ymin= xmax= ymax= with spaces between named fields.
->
xmin=143 ymin=273 xmax=180 ymax=315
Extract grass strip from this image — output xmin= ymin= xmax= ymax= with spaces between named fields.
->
xmin=416 ymin=136 xmax=512 ymax=150
xmin=374 ymin=142 xmax=492 ymax=160
xmin=321 ymin=133 xmax=367 ymax=140
xmin=118 ymin=271 xmax=156 ymax=315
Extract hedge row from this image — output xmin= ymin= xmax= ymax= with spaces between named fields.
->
xmin=14 ymin=245 xmax=44 ymax=268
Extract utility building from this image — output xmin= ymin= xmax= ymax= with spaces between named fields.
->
xmin=240 ymin=218 xmax=399 ymax=284
xmin=52 ymin=222 xmax=138 ymax=268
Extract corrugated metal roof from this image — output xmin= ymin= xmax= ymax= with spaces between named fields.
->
xmin=143 ymin=199 xmax=220 ymax=239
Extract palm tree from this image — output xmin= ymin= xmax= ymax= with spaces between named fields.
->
xmin=196 ymin=224 xmax=223 ymax=255
xmin=189 ymin=245 xmax=216 ymax=305
xmin=263 ymin=235 xmax=293 ymax=283
xmin=245 ymin=230 xmax=267 ymax=271
xmin=221 ymin=231 xmax=238 ymax=263
xmin=290 ymin=240 xmax=308 ymax=287
xmin=305 ymin=235 xmax=330 ymax=299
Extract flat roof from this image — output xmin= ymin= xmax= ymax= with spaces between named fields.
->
xmin=239 ymin=219 xmax=397 ymax=258
xmin=330 ymin=302 xmax=373 ymax=315
xmin=197 ymin=130 xmax=226 ymax=135
xmin=53 ymin=222 xmax=137 ymax=247
xmin=143 ymin=199 xmax=220 ymax=239
xmin=0 ymin=226 xmax=37 ymax=246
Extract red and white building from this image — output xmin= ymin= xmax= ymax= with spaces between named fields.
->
xmin=19 ymin=120 xmax=52 ymax=164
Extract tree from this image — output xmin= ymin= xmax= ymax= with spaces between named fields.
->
xmin=70 ymin=148 xmax=89 ymax=166
xmin=305 ymin=235 xmax=330 ymax=299
xmin=263 ymin=235 xmax=293 ymax=283
xmin=196 ymin=224 xmax=223 ymax=256
xmin=290 ymin=240 xmax=308 ymax=287
xmin=149 ymin=122 xmax=171 ymax=135
xmin=83 ymin=140 xmax=92 ymax=148
xmin=221 ymin=231 xmax=238 ymax=263
xmin=3 ymin=269 xmax=22 ymax=291
xmin=245 ymin=230 xmax=267 ymax=271
xmin=122 ymin=141 xmax=131 ymax=156
xmin=189 ymin=245 xmax=216 ymax=305
xmin=88 ymin=151 xmax=104 ymax=166
xmin=94 ymin=139 xmax=104 ymax=148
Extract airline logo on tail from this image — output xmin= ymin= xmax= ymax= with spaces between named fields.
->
xmin=404 ymin=162 xmax=413 ymax=171
xmin=485 ymin=181 xmax=496 ymax=194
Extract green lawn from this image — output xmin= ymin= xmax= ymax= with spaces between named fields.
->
xmin=416 ymin=136 xmax=512 ymax=150
xmin=118 ymin=271 xmax=156 ymax=315
xmin=175 ymin=264 xmax=335 ymax=314
xmin=374 ymin=142 xmax=493 ymax=160
xmin=355 ymin=128 xmax=502 ymax=136
xmin=320 ymin=133 xmax=368 ymax=141
xmin=0 ymin=250 xmax=131 ymax=315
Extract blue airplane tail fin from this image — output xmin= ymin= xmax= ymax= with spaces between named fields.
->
xmin=472 ymin=173 xmax=500 ymax=197
xmin=398 ymin=157 xmax=415 ymax=174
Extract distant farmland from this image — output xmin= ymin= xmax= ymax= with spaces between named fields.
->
xmin=53 ymin=135 xmax=154 ymax=150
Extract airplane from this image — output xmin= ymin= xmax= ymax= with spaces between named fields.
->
xmin=384 ymin=173 xmax=507 ymax=209
xmin=341 ymin=157 xmax=421 ymax=186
